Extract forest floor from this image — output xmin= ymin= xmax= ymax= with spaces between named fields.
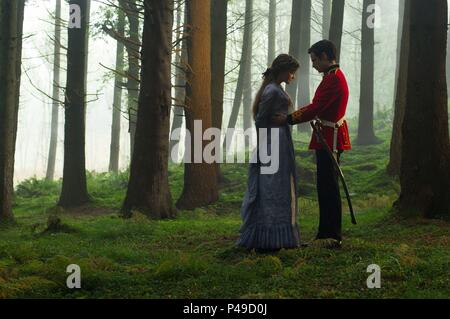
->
xmin=0 ymin=115 xmax=449 ymax=298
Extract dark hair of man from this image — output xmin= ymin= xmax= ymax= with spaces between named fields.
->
xmin=308 ymin=40 xmax=337 ymax=62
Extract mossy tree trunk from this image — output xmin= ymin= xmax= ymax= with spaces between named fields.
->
xmin=329 ymin=0 xmax=345 ymax=62
xmin=58 ymin=0 xmax=91 ymax=208
xmin=177 ymin=0 xmax=219 ymax=210
xmin=46 ymin=0 xmax=62 ymax=181
xmin=108 ymin=8 xmax=125 ymax=173
xmin=387 ymin=0 xmax=408 ymax=176
xmin=356 ymin=0 xmax=379 ymax=145
xmin=0 ymin=0 xmax=25 ymax=222
xmin=211 ymin=0 xmax=228 ymax=183
xmin=396 ymin=0 xmax=450 ymax=219
xmin=122 ymin=0 xmax=176 ymax=219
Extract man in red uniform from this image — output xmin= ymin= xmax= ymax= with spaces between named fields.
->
xmin=274 ymin=40 xmax=351 ymax=248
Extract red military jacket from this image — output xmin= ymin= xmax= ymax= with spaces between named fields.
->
xmin=287 ymin=64 xmax=351 ymax=151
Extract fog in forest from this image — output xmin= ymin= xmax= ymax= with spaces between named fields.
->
xmin=16 ymin=0 xmax=406 ymax=183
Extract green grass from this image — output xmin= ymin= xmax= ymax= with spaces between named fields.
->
xmin=0 ymin=119 xmax=448 ymax=299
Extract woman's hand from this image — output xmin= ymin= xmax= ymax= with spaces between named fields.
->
xmin=272 ymin=113 xmax=288 ymax=126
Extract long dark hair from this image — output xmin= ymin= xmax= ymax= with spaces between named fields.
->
xmin=252 ymin=54 xmax=300 ymax=119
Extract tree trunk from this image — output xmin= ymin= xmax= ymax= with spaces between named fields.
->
xmin=122 ymin=0 xmax=176 ymax=219
xmin=46 ymin=0 xmax=62 ymax=181
xmin=286 ymin=0 xmax=302 ymax=107
xmin=329 ymin=0 xmax=345 ymax=62
xmin=176 ymin=0 xmax=219 ymax=210
xmin=297 ymin=0 xmax=311 ymax=133
xmin=119 ymin=0 xmax=140 ymax=161
xmin=447 ymin=4 xmax=450 ymax=95
xmin=393 ymin=0 xmax=405 ymax=104
xmin=211 ymin=0 xmax=228 ymax=183
xmin=0 ymin=0 xmax=25 ymax=222
xmin=322 ymin=0 xmax=332 ymax=39
xmin=243 ymin=0 xmax=253 ymax=133
xmin=58 ymin=0 xmax=91 ymax=208
xmin=268 ymin=0 xmax=277 ymax=65
xmin=109 ymin=9 xmax=125 ymax=173
xmin=396 ymin=0 xmax=450 ymax=219
xmin=223 ymin=0 xmax=253 ymax=151
xmin=170 ymin=0 xmax=187 ymax=162
xmin=356 ymin=0 xmax=379 ymax=145
xmin=387 ymin=0 xmax=408 ymax=176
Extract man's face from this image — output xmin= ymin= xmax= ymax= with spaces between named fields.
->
xmin=310 ymin=52 xmax=329 ymax=73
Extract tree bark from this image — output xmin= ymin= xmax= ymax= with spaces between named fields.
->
xmin=211 ymin=0 xmax=228 ymax=183
xmin=58 ymin=0 xmax=91 ymax=208
xmin=119 ymin=0 xmax=140 ymax=161
xmin=176 ymin=0 xmax=219 ymax=210
xmin=297 ymin=0 xmax=311 ymax=133
xmin=223 ymin=0 xmax=253 ymax=151
xmin=243 ymin=0 xmax=253 ymax=133
xmin=393 ymin=0 xmax=405 ymax=104
xmin=387 ymin=0 xmax=408 ymax=176
xmin=329 ymin=0 xmax=345 ymax=62
xmin=268 ymin=0 xmax=277 ymax=66
xmin=122 ymin=0 xmax=176 ymax=219
xmin=46 ymin=0 xmax=62 ymax=181
xmin=356 ymin=0 xmax=378 ymax=145
xmin=109 ymin=9 xmax=125 ymax=173
xmin=447 ymin=3 xmax=450 ymax=95
xmin=169 ymin=0 xmax=187 ymax=162
xmin=396 ymin=0 xmax=450 ymax=219
xmin=0 ymin=0 xmax=25 ymax=222
xmin=322 ymin=0 xmax=332 ymax=39
xmin=286 ymin=0 xmax=302 ymax=107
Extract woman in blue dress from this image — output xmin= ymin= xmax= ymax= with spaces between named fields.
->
xmin=237 ymin=54 xmax=301 ymax=252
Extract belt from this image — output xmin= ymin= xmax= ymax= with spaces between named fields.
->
xmin=319 ymin=117 xmax=345 ymax=152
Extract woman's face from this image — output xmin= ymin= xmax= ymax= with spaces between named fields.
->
xmin=280 ymin=69 xmax=297 ymax=85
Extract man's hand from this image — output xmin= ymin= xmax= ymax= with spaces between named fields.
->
xmin=272 ymin=113 xmax=288 ymax=126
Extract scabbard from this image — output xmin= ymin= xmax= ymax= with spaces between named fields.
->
xmin=310 ymin=121 xmax=357 ymax=225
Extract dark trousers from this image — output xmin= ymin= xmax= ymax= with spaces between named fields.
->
xmin=315 ymin=149 xmax=342 ymax=241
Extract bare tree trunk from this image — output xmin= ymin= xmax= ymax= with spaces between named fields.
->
xmin=393 ymin=0 xmax=405 ymax=104
xmin=119 ymin=0 xmax=140 ymax=161
xmin=396 ymin=0 xmax=450 ymax=219
xmin=286 ymin=0 xmax=302 ymax=106
xmin=109 ymin=9 xmax=125 ymax=173
xmin=176 ymin=0 xmax=219 ymax=210
xmin=223 ymin=0 xmax=253 ymax=151
xmin=211 ymin=0 xmax=228 ymax=183
xmin=447 ymin=5 xmax=450 ymax=95
xmin=170 ymin=0 xmax=187 ymax=162
xmin=46 ymin=0 xmax=61 ymax=181
xmin=0 ymin=0 xmax=25 ymax=222
xmin=329 ymin=0 xmax=345 ymax=62
xmin=84 ymin=0 xmax=90 ymax=94
xmin=58 ymin=0 xmax=91 ymax=208
xmin=356 ymin=0 xmax=379 ymax=145
xmin=387 ymin=0 xmax=408 ymax=176
xmin=243 ymin=0 xmax=253 ymax=133
xmin=297 ymin=0 xmax=311 ymax=133
xmin=268 ymin=0 xmax=277 ymax=65
xmin=122 ymin=0 xmax=176 ymax=219
xmin=322 ymin=0 xmax=332 ymax=39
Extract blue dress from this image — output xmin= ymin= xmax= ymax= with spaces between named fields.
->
xmin=237 ymin=82 xmax=301 ymax=250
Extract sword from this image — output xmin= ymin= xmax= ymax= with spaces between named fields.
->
xmin=310 ymin=120 xmax=357 ymax=225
